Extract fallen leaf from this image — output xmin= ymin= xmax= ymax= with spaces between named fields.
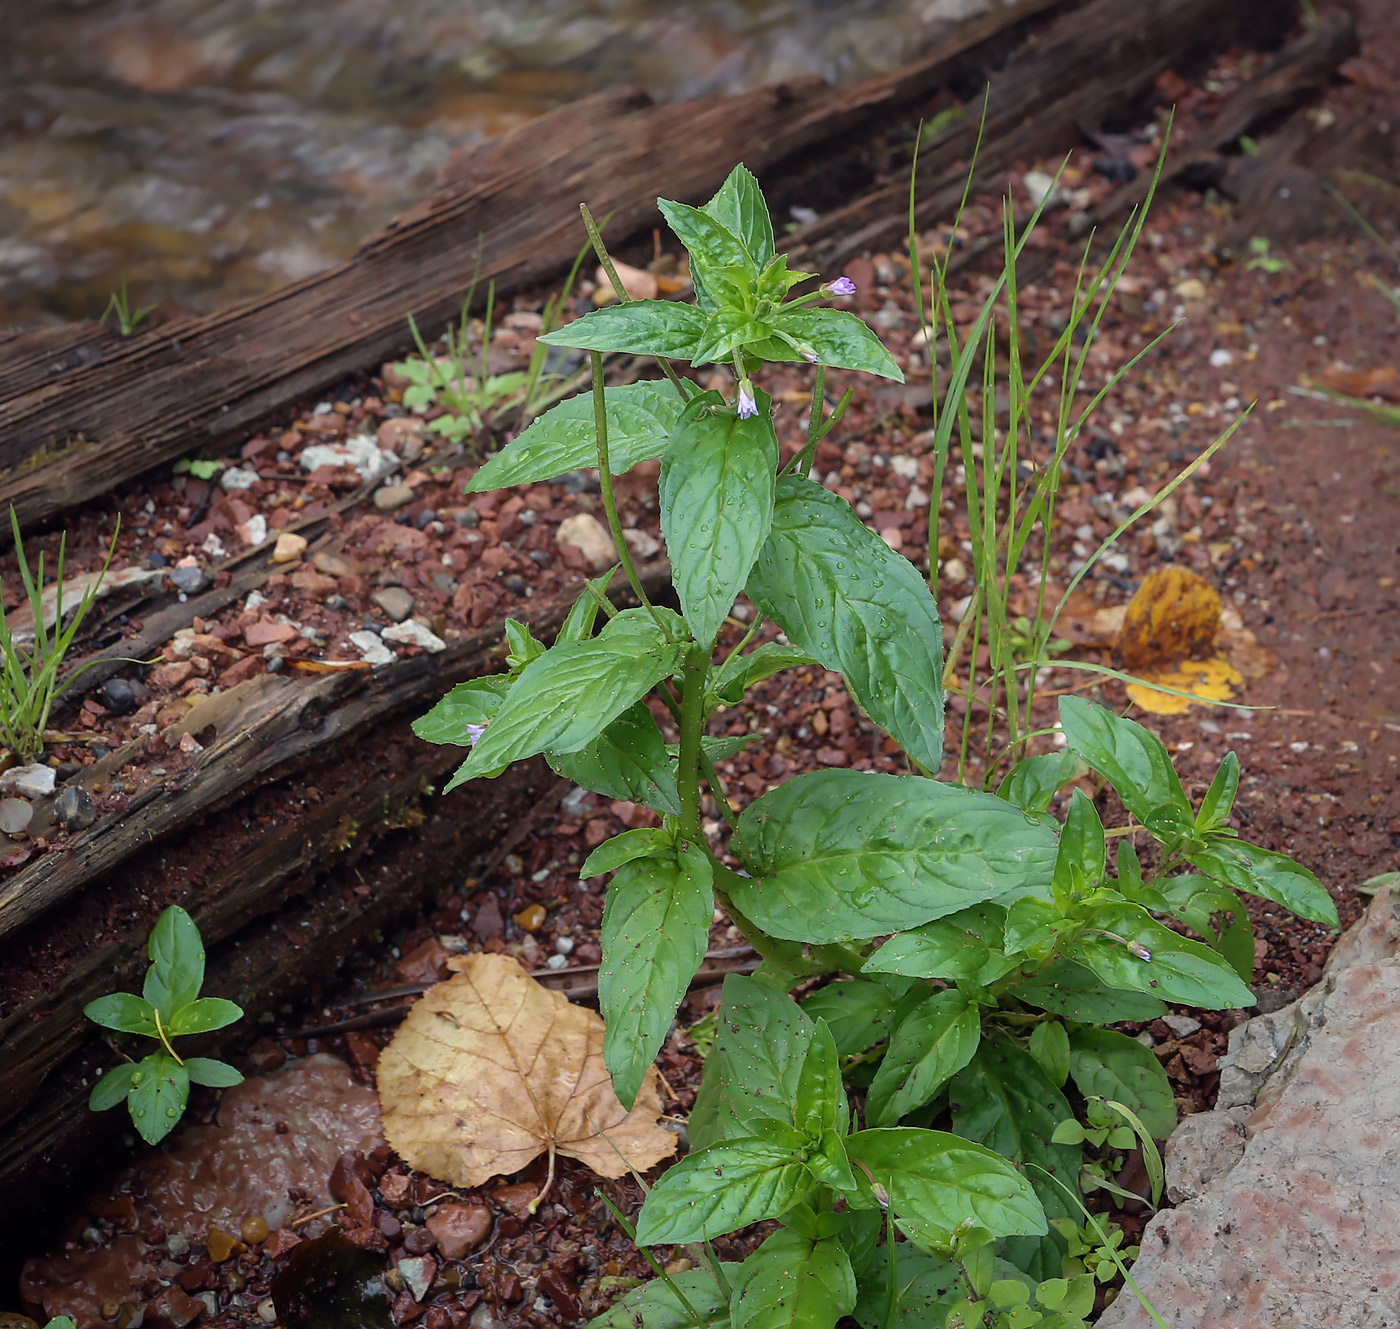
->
xmin=595 ymin=261 xmax=658 ymax=303
xmin=1314 ymin=362 xmax=1400 ymax=402
xmin=1116 ymin=566 xmax=1244 ymax=714
xmin=376 ymin=954 xmax=675 ymax=1203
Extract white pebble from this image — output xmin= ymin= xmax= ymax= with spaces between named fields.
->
xmin=545 ymin=954 xmax=568 ymax=970
xmin=1208 ymin=348 xmax=1234 ymax=368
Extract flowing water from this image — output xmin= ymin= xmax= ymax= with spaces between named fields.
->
xmin=0 ymin=0 xmax=999 ymax=327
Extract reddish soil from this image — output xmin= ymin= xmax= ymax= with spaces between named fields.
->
xmin=7 ymin=5 xmax=1400 ymax=1325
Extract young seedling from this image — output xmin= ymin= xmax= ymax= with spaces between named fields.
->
xmin=85 ymin=906 xmax=243 ymax=1145
xmin=101 ymin=275 xmax=157 ymax=336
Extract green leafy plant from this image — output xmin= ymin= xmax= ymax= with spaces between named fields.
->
xmin=1 ymin=507 xmax=120 ymax=758
xmin=85 ymin=906 xmax=243 ymax=1145
xmin=100 ymin=274 xmax=157 ymax=336
xmin=1244 ymin=236 xmax=1288 ymax=274
xmin=415 ymin=165 xmax=1337 ymax=1328
xmin=172 ymin=457 xmax=223 ymax=480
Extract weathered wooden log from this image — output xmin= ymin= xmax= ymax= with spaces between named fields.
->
xmin=0 ymin=0 xmax=1071 ymax=539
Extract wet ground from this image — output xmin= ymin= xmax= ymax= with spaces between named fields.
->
xmin=0 ymin=0 xmax=1001 ymax=326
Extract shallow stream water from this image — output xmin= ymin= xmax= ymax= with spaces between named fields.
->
xmin=1 ymin=0 xmax=995 ymax=326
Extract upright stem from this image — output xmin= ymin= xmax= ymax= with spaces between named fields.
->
xmin=591 ymin=352 xmax=667 ymax=633
xmin=676 ymin=645 xmax=710 ymax=844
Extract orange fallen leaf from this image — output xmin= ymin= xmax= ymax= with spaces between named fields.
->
xmin=1116 ymin=566 xmax=1244 ymax=714
xmin=377 ymin=953 xmax=675 ymax=1207
xmin=1314 ymin=362 xmax=1400 ymax=403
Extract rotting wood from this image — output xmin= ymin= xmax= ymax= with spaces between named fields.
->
xmin=790 ymin=0 xmax=1298 ymax=271
xmin=0 ymin=0 xmax=1073 ymax=539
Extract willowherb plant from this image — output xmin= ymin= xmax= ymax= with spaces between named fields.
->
xmin=415 ymin=165 xmax=1337 ymax=1329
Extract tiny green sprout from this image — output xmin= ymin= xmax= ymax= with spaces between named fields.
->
xmin=1245 ymin=236 xmax=1289 ymax=274
xmin=44 ymin=1318 xmax=77 ymax=1329
xmin=84 ymin=905 xmax=243 ymax=1145
xmin=101 ymin=274 xmax=157 ymax=336
xmin=172 ymin=457 xmax=223 ymax=480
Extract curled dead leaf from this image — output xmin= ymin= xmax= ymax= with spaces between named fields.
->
xmin=1116 ymin=566 xmax=1245 ymax=714
xmin=377 ymin=953 xmax=675 ymax=1202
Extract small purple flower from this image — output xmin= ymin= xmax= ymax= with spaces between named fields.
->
xmin=736 ymin=383 xmax=759 ymax=419
xmin=799 ymin=345 xmax=819 ymax=364
xmin=825 ymin=275 xmax=857 ymax=297
xmin=464 ymin=722 xmax=488 ymax=746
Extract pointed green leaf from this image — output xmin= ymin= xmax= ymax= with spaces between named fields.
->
xmin=144 ymin=905 xmax=205 ymax=1017
xmin=862 ymin=904 xmax=1015 ymax=985
xmin=185 ymin=1057 xmax=245 ymax=1089
xmin=852 ymin=1247 xmax=962 ymax=1329
xmin=590 ymin=1264 xmax=736 ymax=1328
xmin=711 ymin=643 xmax=815 ymax=706
xmin=659 ymin=198 xmax=758 ymax=274
xmin=660 ymin=392 xmax=777 ymax=646
xmin=413 ymin=676 xmax=508 ymax=747
xmin=1053 ymin=791 xmax=1106 ymax=904
xmin=768 ymin=308 xmax=903 ymax=381
xmin=167 ymin=996 xmax=243 ymax=1037
xmin=469 ymin=380 xmax=686 ymax=491
xmin=89 ymin=1059 xmax=144 ymax=1112
xmin=84 ymin=992 xmax=158 ymax=1037
xmin=451 ymin=613 xmax=683 ymax=785
xmin=693 ymin=308 xmax=774 ymax=366
xmin=1027 ymin=1019 xmax=1071 ymax=1089
xmin=866 ymin=990 xmax=981 ymax=1126
xmin=600 ymin=844 xmax=714 ymax=1108
xmin=1067 ymin=1028 xmax=1175 ymax=1141
xmin=581 ymin=827 xmax=675 ymax=878
xmin=997 ymin=751 xmax=1082 ymax=814
xmin=846 ymin=1126 xmax=1046 ymax=1243
xmin=1196 ymin=752 xmax=1240 ymax=832
xmin=1007 ymin=958 xmax=1167 ymax=1023
xmin=716 ymin=974 xmax=814 ymax=1131
xmin=730 ymin=770 xmax=1058 ymax=943
xmin=799 ymin=980 xmax=898 ymax=1057
xmin=1188 ymin=838 xmax=1338 ymax=927
xmin=730 ymin=1229 xmax=855 ymax=1329
xmin=702 ymin=164 xmax=775 ymax=267
xmin=127 ymin=1052 xmax=190 ymax=1145
xmin=1057 ymin=697 xmax=1190 ymax=827
xmin=747 ymin=477 xmax=943 ymax=771
xmin=548 ymin=700 xmax=682 ymax=815
xmin=634 ymin=1139 xmax=814 ymax=1245
xmin=538 ymin=301 xmax=707 ymax=359
xmin=793 ymin=1020 xmax=846 ymax=1142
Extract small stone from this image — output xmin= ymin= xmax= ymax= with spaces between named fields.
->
xmin=272 ymin=531 xmax=308 ymax=563
xmin=313 ymin=550 xmax=362 ymax=578
xmin=0 ymin=798 xmax=32 ymax=837
xmin=371 ymin=587 xmax=415 ymax=622
xmin=55 ymin=784 xmax=97 ymax=831
xmin=256 ymin=1299 xmax=276 ymax=1325
xmin=169 ymin=566 xmax=207 ymax=594
xmin=241 ymin=1215 xmax=270 ymax=1245
xmin=890 ymin=454 xmax=919 ymax=479
xmin=144 ymin=1284 xmax=203 ymax=1329
xmin=349 ymin=630 xmax=395 ymax=666
xmin=0 ymin=763 xmax=55 ymax=799
xmin=206 ymin=1226 xmax=247 ymax=1262
xmin=1160 ymin=1013 xmax=1203 ymax=1038
xmin=244 ymin=619 xmax=299 ymax=647
xmin=220 ymin=466 xmax=261 ymax=491
xmin=97 ymin=677 xmax=138 ymax=716
xmin=238 ymin=515 xmax=268 ymax=547
xmin=398 ymin=1254 xmax=437 ymax=1302
xmin=1208 ymin=348 xmax=1234 ymax=369
xmin=374 ymin=484 xmax=415 ymax=512
xmin=513 ymin=904 xmax=547 ymax=932
xmin=556 ymin=512 xmax=616 ymax=572
xmin=382 ymin=620 xmax=446 ymax=653
xmin=1174 ymin=277 xmax=1208 ymax=302
xmin=622 ymin=528 xmax=662 ymax=560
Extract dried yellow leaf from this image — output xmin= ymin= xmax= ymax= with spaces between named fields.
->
xmin=377 ymin=953 xmax=675 ymax=1200
xmin=1125 ymin=656 xmax=1245 ymax=716
xmin=1118 ymin=566 xmax=1222 ymax=671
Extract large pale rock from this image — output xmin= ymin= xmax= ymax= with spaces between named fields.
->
xmin=1101 ymin=889 xmax=1400 ymax=1328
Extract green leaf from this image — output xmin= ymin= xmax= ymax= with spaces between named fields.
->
xmin=862 ymin=904 xmax=1016 ymax=985
xmin=557 ymin=573 xmax=617 ymax=644
xmin=600 ymin=845 xmax=714 ymax=1108
xmin=84 ymin=992 xmax=159 ymax=1037
xmin=538 ymin=301 xmax=708 ymax=360
xmin=747 ymin=477 xmax=943 ymax=771
xmin=89 ymin=1060 xmax=144 ymax=1112
xmin=846 ymin=1127 xmax=1046 ymax=1243
xmin=413 ymin=676 xmax=509 ymax=746
xmin=184 ymin=1057 xmax=244 ymax=1089
xmin=866 ymin=990 xmax=981 ymax=1126
xmin=688 ymin=1049 xmax=735 ymax=1151
xmin=701 ymin=164 xmax=775 ymax=268
xmin=768 ymin=309 xmax=904 ymax=382
xmin=1066 ymin=902 xmax=1255 ymax=1009
xmin=730 ymin=1228 xmax=855 ymax=1329
xmin=1007 ymin=958 xmax=1167 ymax=1023
xmin=452 ymin=613 xmax=683 ymax=785
xmin=793 ymin=1020 xmax=846 ymax=1142
xmin=997 ymin=752 xmax=1082 ymax=814
xmin=946 ymin=1040 xmax=1078 ymax=1267
xmin=660 ymin=390 xmax=777 ymax=646
xmin=144 ymin=905 xmax=205 ymax=1017
xmin=1004 ymin=896 xmax=1063 ymax=957
xmin=711 ymin=643 xmax=815 ymax=706
xmin=589 ymin=1265 xmax=736 ymax=1328
xmin=693 ymin=308 xmax=774 ymax=366
xmin=715 ymin=975 xmax=814 ymax=1131
xmin=1057 ymin=697 xmax=1190 ymax=827
xmin=1067 ymin=1028 xmax=1175 ymax=1142
xmin=1196 ymin=752 xmax=1240 ymax=831
xmin=852 ymin=1247 xmax=962 ymax=1329
xmin=799 ymin=980 xmax=898 ymax=1057
xmin=1188 ymin=839 xmax=1338 ymax=927
xmin=1052 ymin=791 xmax=1106 ymax=905
xmin=659 ymin=198 xmax=758 ymax=276
xmin=634 ymin=1139 xmax=814 ymax=1245
xmin=548 ymin=701 xmax=682 ymax=815
xmin=730 ymin=770 xmax=1059 ymax=943
xmin=167 ymin=996 xmax=243 ymax=1037
xmin=126 ymin=1051 xmax=190 ymax=1145
xmin=1156 ymin=875 xmax=1255 ymax=982
xmin=582 ymin=827 xmax=675 ymax=878
xmin=1027 ymin=1020 xmax=1071 ymax=1089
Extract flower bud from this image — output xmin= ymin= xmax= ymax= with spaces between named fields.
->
xmin=824 ymin=276 xmax=857 ymax=297
xmin=736 ymin=383 xmax=759 ymax=419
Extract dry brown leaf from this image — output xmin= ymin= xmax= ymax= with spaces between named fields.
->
xmin=377 ymin=953 xmax=675 ymax=1201
xmin=595 ymin=260 xmax=658 ymax=303
xmin=1125 ymin=657 xmax=1244 ymax=716
xmin=1315 ymin=362 xmax=1400 ymax=403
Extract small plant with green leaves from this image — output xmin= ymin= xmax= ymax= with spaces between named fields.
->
xmin=85 ymin=906 xmax=243 ymax=1145
xmin=1244 ymin=236 xmax=1289 ymax=274
xmin=414 ymin=164 xmax=1336 ymax=1328
xmin=1 ymin=507 xmax=119 ymax=758
xmin=101 ymin=274 xmax=157 ymax=336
